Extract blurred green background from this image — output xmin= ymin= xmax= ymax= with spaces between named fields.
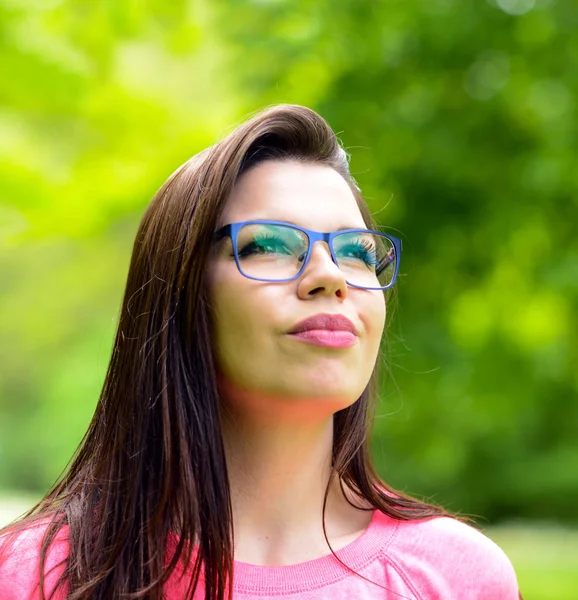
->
xmin=0 ymin=0 xmax=577 ymax=597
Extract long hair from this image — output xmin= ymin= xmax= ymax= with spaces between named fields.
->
xmin=1 ymin=104 xmax=452 ymax=599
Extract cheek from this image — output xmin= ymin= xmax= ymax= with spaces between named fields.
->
xmin=208 ymin=274 xmax=273 ymax=380
xmin=363 ymin=291 xmax=386 ymax=355
xmin=212 ymin=286 xmax=249 ymax=357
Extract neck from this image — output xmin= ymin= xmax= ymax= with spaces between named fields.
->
xmin=219 ymin=395 xmax=372 ymax=566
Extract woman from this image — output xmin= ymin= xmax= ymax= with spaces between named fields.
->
xmin=0 ymin=104 xmax=521 ymax=599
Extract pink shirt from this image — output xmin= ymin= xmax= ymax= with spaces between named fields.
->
xmin=0 ymin=510 xmax=520 ymax=599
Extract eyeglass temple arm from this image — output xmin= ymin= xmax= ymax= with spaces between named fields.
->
xmin=376 ymin=248 xmax=396 ymax=275
xmin=213 ymin=225 xmax=230 ymax=242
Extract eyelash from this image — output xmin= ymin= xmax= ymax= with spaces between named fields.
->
xmin=237 ymin=234 xmax=289 ymax=256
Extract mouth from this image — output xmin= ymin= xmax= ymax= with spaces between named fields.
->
xmin=287 ymin=329 xmax=357 ymax=348
xmin=287 ymin=313 xmax=358 ymax=348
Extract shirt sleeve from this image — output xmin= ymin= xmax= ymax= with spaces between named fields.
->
xmin=389 ymin=516 xmax=520 ymax=600
xmin=0 ymin=522 xmax=69 ymax=600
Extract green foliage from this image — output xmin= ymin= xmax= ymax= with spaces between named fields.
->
xmin=0 ymin=0 xmax=576 ymax=522
xmin=488 ymin=524 xmax=578 ymax=599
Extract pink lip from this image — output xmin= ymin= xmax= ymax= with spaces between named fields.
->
xmin=287 ymin=314 xmax=358 ymax=348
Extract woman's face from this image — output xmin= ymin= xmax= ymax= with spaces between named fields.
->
xmin=207 ymin=160 xmax=386 ymax=420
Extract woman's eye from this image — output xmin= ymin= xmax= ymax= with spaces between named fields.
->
xmin=238 ymin=237 xmax=293 ymax=257
xmin=337 ymin=243 xmax=378 ymax=266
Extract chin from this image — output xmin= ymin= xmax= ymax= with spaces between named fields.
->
xmin=287 ymin=383 xmax=360 ymax=409
xmin=293 ymin=370 xmax=363 ymax=397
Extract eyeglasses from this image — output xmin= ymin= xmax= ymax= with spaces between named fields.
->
xmin=213 ymin=220 xmax=401 ymax=290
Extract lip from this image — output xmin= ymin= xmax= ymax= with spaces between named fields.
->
xmin=287 ymin=313 xmax=358 ymax=348
xmin=288 ymin=313 xmax=358 ymax=335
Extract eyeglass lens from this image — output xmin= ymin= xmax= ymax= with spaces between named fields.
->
xmin=235 ymin=223 xmax=396 ymax=289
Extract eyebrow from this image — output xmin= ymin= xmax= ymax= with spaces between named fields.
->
xmin=262 ymin=221 xmax=367 ymax=231
xmin=214 ymin=220 xmax=369 ymax=232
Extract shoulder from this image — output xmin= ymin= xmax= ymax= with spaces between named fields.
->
xmin=375 ymin=512 xmax=520 ymax=599
xmin=0 ymin=519 xmax=69 ymax=600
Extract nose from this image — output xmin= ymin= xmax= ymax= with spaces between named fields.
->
xmin=296 ymin=241 xmax=348 ymax=300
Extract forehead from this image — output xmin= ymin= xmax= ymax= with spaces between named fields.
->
xmin=219 ymin=161 xmax=366 ymax=230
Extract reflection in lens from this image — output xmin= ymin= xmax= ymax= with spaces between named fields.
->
xmin=333 ymin=231 xmax=396 ymax=289
xmin=237 ymin=224 xmax=309 ymax=280
xmin=235 ymin=224 xmax=396 ymax=289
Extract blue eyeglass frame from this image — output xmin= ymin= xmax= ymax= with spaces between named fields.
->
xmin=213 ymin=219 xmax=402 ymax=291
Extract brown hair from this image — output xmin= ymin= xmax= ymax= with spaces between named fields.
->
xmin=1 ymin=104 xmax=452 ymax=599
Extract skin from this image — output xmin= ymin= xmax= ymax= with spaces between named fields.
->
xmin=207 ymin=160 xmax=386 ymax=566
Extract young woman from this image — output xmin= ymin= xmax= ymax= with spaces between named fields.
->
xmin=0 ymin=105 xmax=521 ymax=599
